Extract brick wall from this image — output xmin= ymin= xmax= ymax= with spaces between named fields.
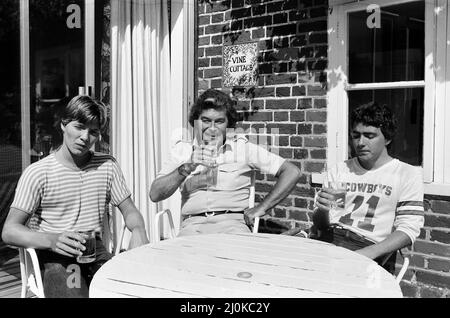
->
xmin=401 ymin=196 xmax=450 ymax=297
xmin=195 ymin=0 xmax=450 ymax=297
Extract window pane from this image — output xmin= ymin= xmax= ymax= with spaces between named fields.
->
xmin=0 ymin=0 xmax=21 ymax=236
xmin=30 ymin=0 xmax=85 ymax=159
xmin=348 ymin=88 xmax=423 ymax=166
xmin=348 ymin=1 xmax=424 ymax=83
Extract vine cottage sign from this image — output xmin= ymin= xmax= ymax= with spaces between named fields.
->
xmin=223 ymin=42 xmax=258 ymax=87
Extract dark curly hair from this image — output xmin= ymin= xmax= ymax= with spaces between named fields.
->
xmin=350 ymin=102 xmax=397 ymax=141
xmin=188 ymin=89 xmax=239 ymax=128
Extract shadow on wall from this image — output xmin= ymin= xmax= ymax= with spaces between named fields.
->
xmin=258 ymin=217 xmax=290 ymax=234
xmin=199 ymin=0 xmax=328 ymax=102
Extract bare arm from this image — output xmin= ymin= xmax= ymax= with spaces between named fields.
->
xmin=244 ymin=161 xmax=301 ymax=226
xmin=118 ymin=197 xmax=149 ymax=249
xmin=149 ymin=164 xmax=194 ymax=202
xmin=1 ymin=208 xmax=86 ymax=257
xmin=356 ymin=231 xmax=411 ymax=260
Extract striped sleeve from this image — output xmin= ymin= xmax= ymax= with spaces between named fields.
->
xmin=394 ymin=166 xmax=425 ymax=243
xmin=396 ymin=200 xmax=424 ymax=216
xmin=109 ymin=157 xmax=132 ymax=206
xmin=10 ymin=164 xmax=43 ymax=215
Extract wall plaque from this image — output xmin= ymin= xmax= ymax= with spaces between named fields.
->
xmin=223 ymin=42 xmax=258 ymax=87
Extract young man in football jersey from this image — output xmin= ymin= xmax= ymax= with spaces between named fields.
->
xmin=313 ymin=102 xmax=424 ymax=273
xmin=1 ymin=95 xmax=149 ymax=297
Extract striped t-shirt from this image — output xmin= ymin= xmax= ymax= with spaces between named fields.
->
xmin=11 ymin=152 xmax=131 ymax=233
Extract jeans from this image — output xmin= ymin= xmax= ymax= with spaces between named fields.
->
xmin=312 ymin=225 xmax=396 ymax=274
xmin=36 ymin=238 xmax=112 ymax=298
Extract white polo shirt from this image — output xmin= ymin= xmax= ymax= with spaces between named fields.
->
xmin=157 ymin=135 xmax=285 ymax=216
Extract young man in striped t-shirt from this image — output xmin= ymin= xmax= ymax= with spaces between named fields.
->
xmin=1 ymin=95 xmax=149 ymax=297
xmin=313 ymin=102 xmax=424 ymax=273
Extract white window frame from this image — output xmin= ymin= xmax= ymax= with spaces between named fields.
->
xmin=20 ymin=0 xmax=31 ymax=170
xmin=170 ymin=0 xmax=196 ymax=134
xmin=85 ymin=0 xmax=95 ymax=95
xmin=327 ymin=0 xmax=450 ymax=195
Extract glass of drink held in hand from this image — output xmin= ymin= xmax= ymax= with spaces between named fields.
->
xmin=76 ymin=230 xmax=96 ymax=264
xmin=203 ymin=139 xmax=218 ymax=168
xmin=328 ymin=181 xmax=347 ymax=218
xmin=203 ymin=138 xmax=219 ymax=187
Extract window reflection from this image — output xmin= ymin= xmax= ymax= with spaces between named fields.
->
xmin=348 ymin=1 xmax=424 ymax=83
xmin=30 ymin=0 xmax=86 ymax=161
xmin=348 ymin=88 xmax=424 ymax=166
xmin=0 ymin=0 xmax=21 ymax=235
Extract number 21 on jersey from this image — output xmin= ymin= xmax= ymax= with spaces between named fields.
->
xmin=339 ymin=195 xmax=380 ymax=232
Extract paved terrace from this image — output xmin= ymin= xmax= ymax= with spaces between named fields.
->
xmin=0 ymin=243 xmax=21 ymax=298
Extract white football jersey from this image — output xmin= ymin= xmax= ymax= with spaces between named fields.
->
xmin=324 ymin=158 xmax=424 ymax=243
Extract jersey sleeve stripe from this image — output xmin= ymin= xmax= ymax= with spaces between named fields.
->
xmin=395 ymin=210 xmax=425 ymax=216
xmin=397 ymin=205 xmax=424 ymax=212
xmin=396 ymin=201 xmax=423 ymax=208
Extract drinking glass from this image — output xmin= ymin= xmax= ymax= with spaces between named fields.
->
xmin=311 ymin=163 xmax=331 ymax=230
xmin=313 ymin=163 xmax=347 ymax=222
xmin=77 ymin=230 xmax=96 ymax=264
xmin=327 ymin=166 xmax=347 ymax=218
xmin=313 ymin=162 xmax=328 ymax=209
xmin=203 ymin=139 xmax=218 ymax=168
xmin=203 ymin=139 xmax=219 ymax=188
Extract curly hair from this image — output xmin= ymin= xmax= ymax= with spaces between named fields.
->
xmin=188 ymin=89 xmax=239 ymax=128
xmin=350 ymin=102 xmax=397 ymax=141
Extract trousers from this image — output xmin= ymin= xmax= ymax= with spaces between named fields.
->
xmin=36 ymin=238 xmax=112 ymax=298
xmin=312 ymin=224 xmax=397 ymax=274
xmin=178 ymin=212 xmax=251 ymax=236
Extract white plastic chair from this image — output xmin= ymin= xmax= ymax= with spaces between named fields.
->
xmin=18 ymin=217 xmax=46 ymax=298
xmin=396 ymin=253 xmax=410 ymax=283
xmin=18 ymin=247 xmax=45 ymax=298
xmin=115 ymin=223 xmax=128 ymax=256
xmin=380 ymin=247 xmax=410 ymax=283
xmin=102 ymin=206 xmax=129 ymax=256
xmin=154 ymin=170 xmax=259 ymax=242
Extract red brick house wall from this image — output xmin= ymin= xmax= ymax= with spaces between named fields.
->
xmin=195 ymin=0 xmax=450 ymax=297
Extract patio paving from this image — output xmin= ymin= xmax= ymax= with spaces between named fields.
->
xmin=0 ymin=244 xmax=21 ymax=298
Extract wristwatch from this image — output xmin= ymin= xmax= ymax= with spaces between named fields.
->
xmin=177 ymin=163 xmax=192 ymax=177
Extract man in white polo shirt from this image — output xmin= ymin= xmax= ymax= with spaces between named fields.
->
xmin=150 ymin=89 xmax=301 ymax=236
xmin=2 ymin=95 xmax=149 ymax=297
